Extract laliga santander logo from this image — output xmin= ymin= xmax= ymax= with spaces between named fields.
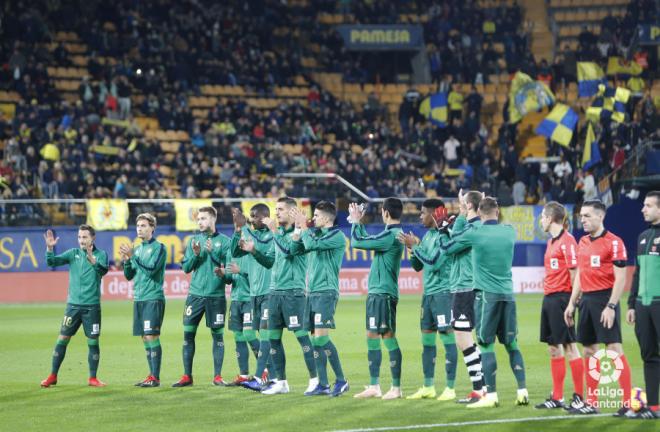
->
xmin=588 ymin=349 xmax=624 ymax=384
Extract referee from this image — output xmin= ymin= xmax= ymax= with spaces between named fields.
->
xmin=626 ymin=191 xmax=660 ymax=420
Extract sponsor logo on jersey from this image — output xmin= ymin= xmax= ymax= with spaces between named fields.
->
xmin=590 ymin=255 xmax=601 ymax=267
xmin=550 ymin=258 xmax=559 ymax=269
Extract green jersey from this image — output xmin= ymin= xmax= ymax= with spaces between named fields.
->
xmin=298 ymin=227 xmax=346 ymax=293
xmin=46 ymin=246 xmax=109 ymax=305
xmin=181 ymin=231 xmax=231 ymax=297
xmin=350 ymin=223 xmax=403 ymax=298
xmin=225 ymin=251 xmax=251 ymax=302
xmin=443 ymin=220 xmax=515 ymax=296
xmin=123 ymin=238 xmax=167 ymax=301
xmin=410 ymin=228 xmax=451 ymax=294
xmin=230 ymin=226 xmax=273 ymax=297
xmin=445 ymin=215 xmax=482 ymax=293
xmin=629 ymin=223 xmax=660 ymax=307
xmin=268 ymin=225 xmax=307 ymax=291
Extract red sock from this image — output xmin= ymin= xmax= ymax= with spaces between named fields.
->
xmin=569 ymin=357 xmax=584 ymax=397
xmin=618 ymin=354 xmax=632 ymax=408
xmin=585 ymin=357 xmax=599 ymax=405
xmin=650 ymin=405 xmax=659 ymax=412
xmin=551 ymin=357 xmax=566 ymax=400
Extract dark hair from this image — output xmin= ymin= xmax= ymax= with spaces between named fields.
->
xmin=277 ymin=196 xmax=297 ymax=207
xmin=383 ymin=197 xmax=403 ymax=220
xmin=422 ymin=198 xmax=445 ymax=210
xmin=582 ymin=200 xmax=607 ymax=213
xmin=251 ymin=203 xmax=270 ymax=217
xmin=543 ymin=201 xmax=566 ymax=224
xmin=198 ymin=206 xmax=217 ymax=218
xmin=79 ymin=224 xmax=96 ymax=237
xmin=315 ymin=200 xmax=337 ymax=221
xmin=647 ymin=191 xmax=660 ymax=206
xmin=478 ymin=197 xmax=499 ymax=215
xmin=465 ymin=191 xmax=482 ymax=211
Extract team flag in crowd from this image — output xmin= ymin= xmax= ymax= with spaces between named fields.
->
xmin=586 ymin=84 xmax=630 ymax=124
xmin=174 ymin=199 xmax=213 ymax=231
xmin=508 ymin=72 xmax=555 ymax=123
xmin=535 ymin=103 xmax=579 ymax=147
xmin=606 ymin=56 xmax=643 ymax=78
xmin=577 ymin=62 xmax=606 ymax=98
xmin=419 ymin=92 xmax=448 ymax=127
xmin=86 ymin=199 xmax=129 ymax=231
xmin=582 ymin=122 xmax=601 ymax=171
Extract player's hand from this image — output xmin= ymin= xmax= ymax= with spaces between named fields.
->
xmin=600 ymin=307 xmax=615 ymax=329
xmin=44 ymin=229 xmax=59 ymax=250
xmin=290 ymin=208 xmax=308 ymax=230
xmin=229 ymin=262 xmax=240 ymax=274
xmin=397 ymin=232 xmax=419 ymax=248
xmin=192 ymin=240 xmax=201 ymax=256
xmin=240 ymin=239 xmax=255 ymax=253
xmin=213 ymin=265 xmax=225 ymax=278
xmin=348 ymin=203 xmax=364 ymax=223
xmin=564 ymin=303 xmax=575 ymax=327
xmin=458 ymin=189 xmax=467 ymax=215
xmin=85 ymin=243 xmax=97 ymax=265
xmin=263 ymin=217 xmax=277 ymax=232
xmin=205 ymin=238 xmax=213 ymax=252
xmin=232 ymin=208 xmax=247 ymax=232
xmin=626 ymin=309 xmax=635 ymax=325
xmin=119 ymin=243 xmax=133 ymax=258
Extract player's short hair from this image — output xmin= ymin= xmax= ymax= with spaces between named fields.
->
xmin=251 ymin=203 xmax=270 ymax=218
xmin=646 ymin=191 xmax=660 ymax=206
xmin=422 ymin=198 xmax=445 ymax=210
xmin=383 ymin=197 xmax=403 ymax=220
xmin=136 ymin=213 xmax=157 ymax=227
xmin=277 ymin=196 xmax=297 ymax=207
xmin=198 ymin=206 xmax=217 ymax=219
xmin=79 ymin=224 xmax=96 ymax=237
xmin=478 ymin=197 xmax=499 ymax=215
xmin=465 ymin=191 xmax=482 ymax=211
xmin=582 ymin=200 xmax=607 ymax=214
xmin=543 ymin=201 xmax=566 ymax=224
xmin=315 ymin=200 xmax=336 ymax=221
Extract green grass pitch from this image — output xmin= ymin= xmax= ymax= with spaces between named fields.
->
xmin=0 ymin=294 xmax=649 ymax=431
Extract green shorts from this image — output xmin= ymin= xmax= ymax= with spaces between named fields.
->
xmin=420 ymin=292 xmax=453 ymax=332
xmin=269 ymin=290 xmax=306 ymax=331
xmin=304 ymin=291 xmax=339 ymax=331
xmin=474 ymin=290 xmax=483 ymax=334
xmin=182 ymin=294 xmax=226 ymax=329
xmin=251 ymin=294 xmax=270 ymax=330
xmin=366 ymin=293 xmax=398 ymax=334
xmin=60 ymin=303 xmax=101 ymax=338
xmin=477 ymin=292 xmax=518 ymax=345
xmin=133 ymin=300 xmax=165 ymax=336
xmin=229 ymin=300 xmax=254 ymax=332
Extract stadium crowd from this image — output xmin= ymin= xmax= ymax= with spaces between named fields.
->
xmin=0 ymin=0 xmax=658 ymax=223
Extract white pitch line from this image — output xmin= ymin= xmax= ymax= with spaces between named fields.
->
xmin=330 ymin=413 xmax=611 ymax=432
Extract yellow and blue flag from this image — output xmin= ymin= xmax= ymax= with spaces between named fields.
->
xmin=174 ymin=199 xmax=213 ymax=231
xmin=535 ymin=103 xmax=578 ymax=147
xmin=419 ymin=93 xmax=448 ymax=127
xmin=582 ymin=122 xmax=601 ymax=171
xmin=586 ymin=85 xmax=630 ymax=124
xmin=508 ymin=72 xmax=555 ymax=123
xmin=86 ymin=199 xmax=129 ymax=231
xmin=606 ymin=56 xmax=643 ymax=78
xmin=577 ymin=62 xmax=606 ymax=98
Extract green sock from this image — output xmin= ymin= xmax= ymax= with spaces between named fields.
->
xmin=384 ymin=337 xmax=402 ymax=387
xmin=211 ymin=328 xmax=224 ymax=377
xmin=255 ymin=330 xmax=271 ymax=379
xmin=182 ymin=326 xmax=197 ymax=376
xmin=506 ymin=341 xmax=526 ymax=389
xmin=295 ymin=331 xmax=317 ymax=379
xmin=367 ymin=338 xmax=381 ymax=385
xmin=244 ymin=329 xmax=259 ymax=359
xmin=143 ymin=340 xmax=153 ymax=376
xmin=480 ymin=344 xmax=497 ymax=392
xmin=87 ymin=338 xmax=100 ymax=378
xmin=440 ymin=332 xmax=457 ymax=389
xmin=322 ymin=337 xmax=345 ymax=382
xmin=148 ymin=339 xmax=162 ymax=379
xmin=234 ymin=332 xmax=250 ymax=375
xmin=270 ymin=332 xmax=286 ymax=380
xmin=421 ymin=333 xmax=436 ymax=387
xmin=313 ymin=336 xmax=329 ymax=386
xmin=51 ymin=338 xmax=70 ymax=375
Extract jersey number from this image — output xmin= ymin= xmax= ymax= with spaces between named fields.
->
xmin=62 ymin=315 xmax=73 ymax=327
xmin=185 ymin=305 xmax=192 ymax=316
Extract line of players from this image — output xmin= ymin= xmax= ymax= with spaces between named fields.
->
xmin=37 ymin=191 xmax=660 ymax=419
